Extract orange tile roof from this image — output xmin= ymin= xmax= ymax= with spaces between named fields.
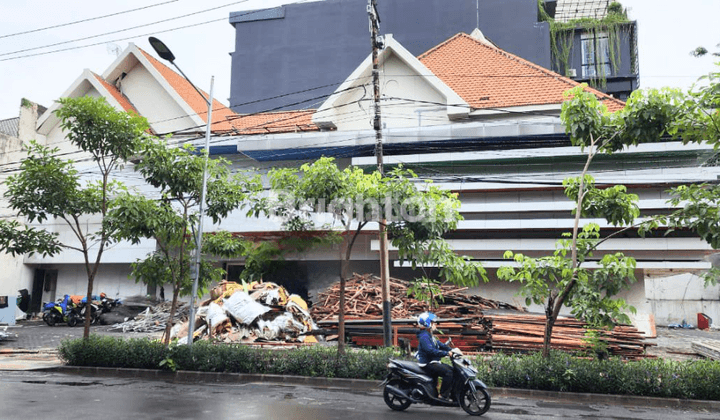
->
xmin=140 ymin=49 xmax=238 ymax=132
xmin=223 ymin=110 xmax=318 ymax=135
xmin=92 ymin=73 xmax=138 ymax=114
xmin=418 ymin=33 xmax=625 ymax=112
xmin=140 ymin=49 xmax=319 ymax=135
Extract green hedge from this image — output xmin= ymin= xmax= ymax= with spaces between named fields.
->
xmin=57 ymin=335 xmax=395 ymax=380
xmin=58 ymin=336 xmax=720 ymax=401
xmin=477 ymin=351 xmax=720 ymax=401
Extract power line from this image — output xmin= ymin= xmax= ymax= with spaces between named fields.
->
xmin=0 ymin=0 xmax=179 ymax=39
xmin=0 ymin=1 xmax=251 ymax=57
xmin=0 ymin=1 xmax=316 ymax=62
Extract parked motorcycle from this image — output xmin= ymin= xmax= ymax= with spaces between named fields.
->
xmin=381 ymin=349 xmax=491 ymax=416
xmin=99 ymin=295 xmax=122 ymax=313
xmin=42 ymin=295 xmax=71 ymax=326
xmin=68 ymin=298 xmax=101 ymax=327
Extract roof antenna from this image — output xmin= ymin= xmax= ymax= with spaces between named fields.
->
xmin=476 ymin=0 xmax=479 ymax=29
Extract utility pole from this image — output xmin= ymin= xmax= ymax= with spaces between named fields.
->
xmin=368 ymin=0 xmax=392 ymax=347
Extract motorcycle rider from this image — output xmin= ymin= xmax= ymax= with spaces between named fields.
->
xmin=416 ymin=312 xmax=454 ymax=401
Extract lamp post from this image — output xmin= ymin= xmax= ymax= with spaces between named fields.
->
xmin=149 ymin=36 xmax=214 ymax=347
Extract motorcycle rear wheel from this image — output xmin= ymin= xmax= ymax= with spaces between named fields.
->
xmin=383 ymin=380 xmax=412 ymax=411
xmin=458 ymin=385 xmax=491 ymax=416
xmin=67 ymin=316 xmax=78 ymax=327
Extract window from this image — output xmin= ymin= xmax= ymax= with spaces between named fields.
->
xmin=581 ymin=32 xmax=611 ymax=78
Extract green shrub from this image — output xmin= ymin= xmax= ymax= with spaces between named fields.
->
xmin=58 ymin=335 xmax=165 ymax=369
xmin=58 ymin=338 xmax=720 ymax=400
xmin=476 ymin=351 xmax=720 ymax=400
xmin=59 ymin=337 xmax=397 ymax=380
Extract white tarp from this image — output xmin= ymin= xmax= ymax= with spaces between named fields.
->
xmin=224 ymin=291 xmax=271 ymax=325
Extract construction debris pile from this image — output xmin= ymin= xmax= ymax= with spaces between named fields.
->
xmin=109 ymin=301 xmax=190 ymax=333
xmin=310 ymin=273 xmax=524 ymax=321
xmin=312 ymin=273 xmax=653 ymax=359
xmin=171 ymin=281 xmax=318 ymax=344
xmin=0 ymin=326 xmax=17 ymax=343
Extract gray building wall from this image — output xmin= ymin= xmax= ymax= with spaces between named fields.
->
xmin=229 ymin=0 xmax=551 ymax=113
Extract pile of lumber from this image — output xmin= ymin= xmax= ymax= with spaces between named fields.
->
xmin=485 ymin=313 xmax=653 ymax=359
xmin=310 ymin=274 xmax=653 ymax=359
xmin=310 ymin=273 xmax=524 ymax=321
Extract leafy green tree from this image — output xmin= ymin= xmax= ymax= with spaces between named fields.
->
xmin=107 ymin=138 xmax=260 ymax=344
xmin=251 ymin=157 xmax=485 ymax=353
xmin=660 ymin=68 xmax=720 ymax=285
xmin=496 ymin=84 xmax=686 ymax=357
xmin=0 ymin=96 xmax=148 ymax=338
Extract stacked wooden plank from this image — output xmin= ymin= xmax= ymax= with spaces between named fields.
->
xmin=310 ymin=274 xmax=653 ymax=359
xmin=486 ymin=313 xmax=653 ymax=359
xmin=309 ymin=273 xmax=524 ymax=321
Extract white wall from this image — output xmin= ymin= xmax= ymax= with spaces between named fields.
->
xmin=645 ymin=272 xmax=720 ymax=326
xmin=325 ymin=54 xmax=449 ymax=131
xmin=45 ymin=263 xmax=146 ymax=303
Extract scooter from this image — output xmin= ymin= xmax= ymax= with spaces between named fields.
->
xmin=42 ymin=295 xmax=71 ymax=326
xmin=67 ymin=297 xmax=102 ymax=327
xmin=380 ymin=348 xmax=491 ymax=416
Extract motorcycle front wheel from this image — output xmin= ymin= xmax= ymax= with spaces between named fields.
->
xmin=383 ymin=380 xmax=412 ymax=411
xmin=458 ymin=385 xmax=491 ymax=416
xmin=43 ymin=312 xmax=56 ymax=327
xmin=67 ymin=315 xmax=78 ymax=327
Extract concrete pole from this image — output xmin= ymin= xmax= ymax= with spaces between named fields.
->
xmin=369 ymin=0 xmax=392 ymax=348
xmin=187 ymin=76 xmax=214 ymax=346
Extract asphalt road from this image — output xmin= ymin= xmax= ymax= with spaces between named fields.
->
xmin=1 ymin=371 xmax=718 ymax=420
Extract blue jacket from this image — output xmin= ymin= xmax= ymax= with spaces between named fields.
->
xmin=416 ymin=329 xmax=451 ymax=365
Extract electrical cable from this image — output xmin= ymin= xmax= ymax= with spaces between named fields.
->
xmin=0 ymin=1 xmax=251 ymax=57
xmin=0 ymin=0 xmax=317 ymax=62
xmin=0 ymin=0 xmax=179 ymax=39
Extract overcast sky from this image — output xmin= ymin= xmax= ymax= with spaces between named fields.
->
xmin=1 ymin=0 xmax=719 ymax=119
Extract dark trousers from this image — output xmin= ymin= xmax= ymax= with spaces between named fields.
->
xmin=423 ymin=362 xmax=453 ymax=396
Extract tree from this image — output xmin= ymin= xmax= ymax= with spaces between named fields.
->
xmin=497 ymin=85 xmax=685 ymax=357
xmin=0 ymin=96 xmax=148 ymax=338
xmin=107 ymin=138 xmax=259 ymax=344
xmin=661 ymin=67 xmax=720 ymax=285
xmin=690 ymin=44 xmax=720 ymax=58
xmin=250 ymin=157 xmax=486 ymax=353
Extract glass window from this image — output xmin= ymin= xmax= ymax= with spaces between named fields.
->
xmin=581 ymin=32 xmax=611 ymax=78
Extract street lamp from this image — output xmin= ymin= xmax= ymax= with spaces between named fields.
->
xmin=149 ymin=36 xmax=214 ymax=347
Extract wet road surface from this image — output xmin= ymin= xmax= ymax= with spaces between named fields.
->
xmin=1 ymin=371 xmax=718 ymax=420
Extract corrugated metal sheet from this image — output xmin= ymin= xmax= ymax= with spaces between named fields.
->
xmin=0 ymin=117 xmax=19 ymax=137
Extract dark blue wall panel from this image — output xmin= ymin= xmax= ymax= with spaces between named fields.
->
xmin=229 ymin=0 xmax=551 ymax=113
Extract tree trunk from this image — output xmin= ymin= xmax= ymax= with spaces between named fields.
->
xmin=338 ymin=259 xmax=347 ymax=355
xmin=163 ymin=285 xmax=181 ymax=345
xmin=337 ymin=223 xmax=364 ymax=355
xmin=542 ymin=294 xmax=557 ymax=357
xmin=83 ymin=274 xmax=95 ymax=339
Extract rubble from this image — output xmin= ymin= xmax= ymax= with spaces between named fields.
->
xmin=174 ymin=281 xmax=318 ymax=344
xmin=109 ymin=301 xmax=190 ymax=333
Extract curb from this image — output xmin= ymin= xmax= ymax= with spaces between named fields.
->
xmin=43 ymin=366 xmax=381 ymax=391
xmin=41 ymin=365 xmax=720 ymax=411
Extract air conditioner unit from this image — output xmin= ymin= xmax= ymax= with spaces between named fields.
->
xmin=567 ymin=68 xmax=577 ymax=77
